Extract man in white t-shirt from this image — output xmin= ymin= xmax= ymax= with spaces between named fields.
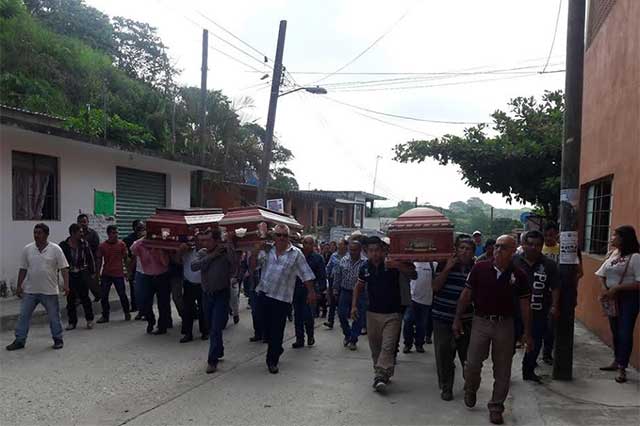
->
xmin=7 ymin=223 xmax=70 ymax=351
xmin=402 ymin=261 xmax=436 ymax=353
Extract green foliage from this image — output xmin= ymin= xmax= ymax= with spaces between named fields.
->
xmin=0 ymin=0 xmax=25 ymax=18
xmin=395 ymin=91 xmax=563 ymax=219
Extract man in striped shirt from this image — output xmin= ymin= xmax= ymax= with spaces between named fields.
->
xmin=251 ymin=224 xmax=316 ymax=374
xmin=431 ymin=236 xmax=476 ymax=401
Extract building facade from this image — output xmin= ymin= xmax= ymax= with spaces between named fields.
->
xmin=0 ymin=106 xmax=211 ymax=288
xmin=577 ymin=0 xmax=640 ymax=367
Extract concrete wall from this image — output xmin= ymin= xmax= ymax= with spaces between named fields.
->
xmin=0 ymin=126 xmax=194 ymax=287
xmin=578 ymin=0 xmax=640 ymax=367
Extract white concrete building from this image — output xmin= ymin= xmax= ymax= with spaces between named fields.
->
xmin=0 ymin=106 xmax=214 ymax=287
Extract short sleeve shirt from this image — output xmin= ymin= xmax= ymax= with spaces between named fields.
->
xmin=20 ymin=242 xmax=69 ymax=295
xmin=542 ymin=244 xmax=560 ymax=264
xmin=512 ymin=255 xmax=560 ymax=312
xmin=358 ymin=260 xmax=402 ymax=314
xmin=98 ymin=240 xmax=127 ymax=277
xmin=465 ymin=260 xmax=530 ymax=317
xmin=255 ymin=245 xmax=316 ymax=303
xmin=410 ymin=262 xmax=436 ymax=305
xmin=595 ymin=252 xmax=640 ymax=288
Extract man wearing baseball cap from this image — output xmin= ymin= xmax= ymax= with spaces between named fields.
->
xmin=472 ymin=231 xmax=485 ymax=258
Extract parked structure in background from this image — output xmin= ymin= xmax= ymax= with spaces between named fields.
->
xmin=0 ymin=105 xmax=215 ymax=288
xmin=577 ymin=0 xmax=640 ymax=368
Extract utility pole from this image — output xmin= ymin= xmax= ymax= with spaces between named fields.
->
xmin=554 ymin=0 xmax=585 ymax=381
xmin=257 ymin=20 xmax=287 ymax=207
xmin=199 ymin=29 xmax=209 ymax=164
xmin=372 ymin=155 xmax=382 ymax=194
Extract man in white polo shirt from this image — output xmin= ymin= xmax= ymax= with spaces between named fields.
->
xmin=6 ymin=223 xmax=70 ymax=351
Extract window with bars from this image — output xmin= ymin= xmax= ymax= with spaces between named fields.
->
xmin=584 ymin=177 xmax=613 ymax=255
xmin=12 ymin=151 xmax=60 ymax=220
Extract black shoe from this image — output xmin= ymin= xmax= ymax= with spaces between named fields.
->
xmin=6 ymin=340 xmax=25 ymax=351
xmin=425 ymin=338 xmax=433 ymax=344
xmin=124 ymin=312 xmax=132 ymax=321
xmin=206 ymin=363 xmax=218 ymax=374
xmin=180 ymin=335 xmax=193 ymax=343
xmin=292 ymin=340 xmax=305 ymax=349
xmin=96 ymin=317 xmax=109 ymax=324
xmin=403 ymin=345 xmax=411 ymax=354
xmin=201 ymin=334 xmax=208 ymax=340
xmin=93 ymin=296 xmax=101 ymax=303
xmin=233 ymin=315 xmax=240 ymax=324
xmin=523 ymin=372 xmax=542 ymax=383
xmin=65 ymin=323 xmax=76 ymax=331
xmin=464 ymin=392 xmax=476 ymax=408
xmin=373 ymin=378 xmax=387 ymax=393
xmin=490 ymin=412 xmax=504 ymax=425
xmin=307 ymin=336 xmax=315 ymax=347
xmin=52 ymin=339 xmax=64 ymax=350
xmin=268 ymin=365 xmax=279 ymax=374
xmin=324 ymin=322 xmax=334 ymax=329
xmin=416 ymin=345 xmax=425 ymax=353
xmin=543 ymin=355 xmax=553 ymax=365
xmin=441 ymin=390 xmax=453 ymax=401
xmin=135 ymin=313 xmax=145 ymax=321
xmin=146 ymin=323 xmax=154 ymax=334
xmin=152 ymin=329 xmax=167 ymax=335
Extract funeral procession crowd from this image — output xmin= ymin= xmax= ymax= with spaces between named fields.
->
xmin=5 ymin=211 xmax=640 ymax=426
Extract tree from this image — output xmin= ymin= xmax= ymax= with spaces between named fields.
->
xmin=394 ymin=91 xmax=563 ymax=219
xmin=111 ymin=16 xmax=178 ymax=94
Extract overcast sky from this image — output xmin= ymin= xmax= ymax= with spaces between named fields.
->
xmin=88 ymin=0 xmax=567 ymax=209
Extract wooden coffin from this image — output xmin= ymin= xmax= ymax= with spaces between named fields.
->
xmin=144 ymin=208 xmax=224 ymax=250
xmin=387 ymin=207 xmax=455 ymax=262
xmin=218 ymin=206 xmax=303 ymax=250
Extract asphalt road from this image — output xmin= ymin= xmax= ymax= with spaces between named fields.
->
xmin=1 ymin=300 xmax=638 ymax=426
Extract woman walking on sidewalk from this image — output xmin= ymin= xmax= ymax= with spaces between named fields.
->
xmin=596 ymin=225 xmax=640 ymax=384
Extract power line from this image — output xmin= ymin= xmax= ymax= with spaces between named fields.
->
xmin=543 ymin=0 xmax=564 ymax=73
xmin=208 ymin=45 xmax=266 ymax=73
xmin=312 ymin=3 xmax=416 ymax=84
xmin=329 ymin=71 xmax=561 ymax=93
xmin=323 ymin=96 xmax=483 ymax=125
xmin=195 ymin=10 xmax=270 ymax=62
xmin=351 ymin=110 xmax=438 ymax=138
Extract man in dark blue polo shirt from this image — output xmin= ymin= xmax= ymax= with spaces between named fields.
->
xmin=292 ymin=235 xmax=327 ymax=348
xmin=352 ymin=236 xmax=417 ymax=393
xmin=453 ymin=235 xmax=533 ymax=425
xmin=513 ymin=230 xmax=560 ymax=383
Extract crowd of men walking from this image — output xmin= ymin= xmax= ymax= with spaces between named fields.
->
xmin=6 ymin=215 xmax=640 ymax=425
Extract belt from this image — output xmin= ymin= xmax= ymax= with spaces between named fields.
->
xmin=478 ymin=314 xmax=511 ymax=322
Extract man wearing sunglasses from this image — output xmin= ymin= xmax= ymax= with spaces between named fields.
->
xmin=250 ymin=224 xmax=316 ymax=374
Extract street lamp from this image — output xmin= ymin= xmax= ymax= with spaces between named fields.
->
xmin=279 ymin=86 xmax=328 ymax=97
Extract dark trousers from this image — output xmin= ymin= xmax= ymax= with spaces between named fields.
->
xmin=403 ymin=301 xmax=432 ymax=347
xmin=433 ymin=319 xmax=471 ymax=393
xmin=259 ymin=293 xmax=290 ymax=367
xmin=100 ymin=275 xmax=130 ymax=318
xmin=609 ymin=291 xmax=640 ymax=369
xmin=522 ymin=313 xmax=549 ymax=375
xmin=338 ymin=289 xmax=366 ymax=343
xmin=129 ymin=277 xmax=138 ymax=312
xmin=543 ymin=318 xmax=555 ymax=359
xmin=248 ymin=289 xmax=263 ymax=339
xmin=293 ymin=285 xmax=314 ymax=341
xmin=204 ymin=288 xmax=230 ymax=365
xmin=182 ymin=280 xmax=208 ymax=337
xmin=327 ymin=288 xmax=339 ymax=325
xmin=143 ymin=273 xmax=171 ymax=330
xmin=67 ymin=270 xmax=94 ymax=324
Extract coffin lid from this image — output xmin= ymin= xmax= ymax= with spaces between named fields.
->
xmin=387 ymin=207 xmax=453 ymax=230
xmin=147 ymin=208 xmax=224 ymax=226
xmin=219 ymin=206 xmax=303 ymax=230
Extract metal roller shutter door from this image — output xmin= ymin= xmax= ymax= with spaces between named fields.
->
xmin=116 ymin=167 xmax=166 ymax=228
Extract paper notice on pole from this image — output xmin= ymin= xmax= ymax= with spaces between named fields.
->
xmin=560 ymin=231 xmax=580 ymax=264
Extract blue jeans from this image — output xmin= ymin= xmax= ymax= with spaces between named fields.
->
xmin=203 ymin=288 xmax=230 ymax=365
xmin=293 ymin=285 xmax=314 ymax=341
xmin=338 ymin=289 xmax=366 ymax=344
xmin=15 ymin=293 xmax=63 ymax=343
xmin=403 ymin=301 xmax=432 ymax=347
xmin=522 ymin=312 xmax=549 ymax=375
xmin=609 ymin=290 xmax=640 ymax=369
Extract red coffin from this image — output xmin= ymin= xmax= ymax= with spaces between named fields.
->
xmin=387 ymin=207 xmax=455 ymax=262
xmin=218 ymin=206 xmax=303 ymax=250
xmin=144 ymin=208 xmax=224 ymax=250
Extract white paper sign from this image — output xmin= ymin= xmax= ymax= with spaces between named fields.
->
xmin=559 ymin=231 xmax=580 ymax=265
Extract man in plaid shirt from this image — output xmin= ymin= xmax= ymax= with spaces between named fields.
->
xmin=251 ymin=224 xmax=316 ymax=374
